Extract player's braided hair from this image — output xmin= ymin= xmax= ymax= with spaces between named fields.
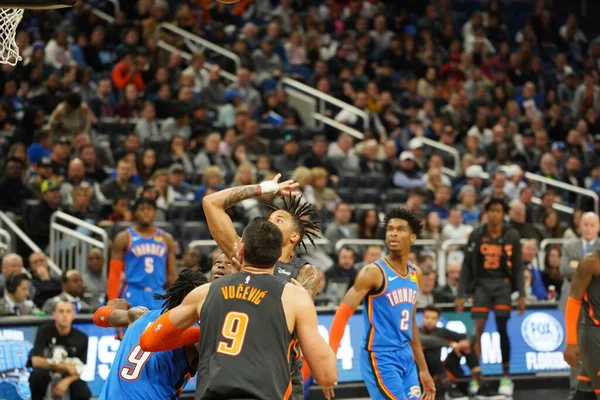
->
xmin=154 ymin=268 xmax=208 ymax=313
xmin=384 ymin=208 xmax=423 ymax=237
xmin=264 ymin=195 xmax=321 ymax=252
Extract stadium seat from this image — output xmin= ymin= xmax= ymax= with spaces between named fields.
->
xmin=356 ymin=188 xmax=381 ymax=205
xmin=181 ymin=221 xmax=211 ymax=251
xmin=338 ymin=173 xmax=359 ymax=189
xmin=97 ymin=200 xmax=114 ymax=220
xmin=359 ymin=173 xmax=389 ymax=189
xmin=384 ymin=188 xmax=410 ymax=204
xmin=167 ymin=201 xmax=191 ymax=223
xmin=336 ymin=187 xmax=355 ymax=204
xmin=114 ymin=221 xmax=134 ymax=237
xmin=155 ymin=221 xmax=175 ymax=237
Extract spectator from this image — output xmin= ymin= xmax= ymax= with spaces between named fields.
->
xmin=434 ymin=262 xmax=461 ymax=303
xmin=111 ymin=52 xmax=144 ymax=92
xmin=457 ymin=185 xmax=480 ymax=226
xmin=113 ymin=133 xmax=141 ymax=166
xmin=521 ymin=240 xmax=548 ymax=300
xmin=29 ymin=300 xmax=91 ymax=400
xmin=422 ymin=211 xmax=442 ymax=242
xmin=158 ymin=136 xmax=194 ymax=175
xmin=416 ymin=268 xmax=438 ymax=306
xmin=301 ymin=135 xmax=338 ymax=178
xmin=306 ymin=167 xmax=339 ymax=211
xmin=509 ymin=200 xmax=542 ymax=241
xmin=81 ymin=248 xmax=105 ymax=310
xmin=325 ymin=246 xmax=357 ymax=289
xmin=100 ymin=159 xmax=138 ymax=201
xmin=79 ymin=145 xmax=108 ymax=184
xmin=324 ymin=202 xmax=357 ymax=254
xmin=0 ymin=273 xmax=40 ymax=316
xmin=442 ymin=208 xmax=474 ymax=241
xmin=182 ymin=247 xmax=202 ymax=272
xmin=138 ymin=148 xmax=157 ymax=184
xmin=48 ymin=136 xmax=71 ymax=178
xmin=60 ymin=158 xmax=88 ymax=204
xmin=357 ymin=209 xmax=379 ymax=240
xmin=0 ymin=254 xmax=23 ymax=293
xmin=42 ymin=270 xmax=93 ymax=315
xmin=354 ymin=245 xmax=383 ymax=271
xmin=572 ymin=73 xmax=600 ymax=118
xmin=30 ymin=74 xmax=64 ymax=115
xmin=273 ymin=134 xmax=301 ymax=174
xmin=202 ymin=66 xmax=226 ymax=108
xmin=29 ymin=252 xmax=62 ymax=309
xmin=116 ymin=83 xmax=143 ymax=120
xmin=563 ymin=209 xmax=583 ymax=239
xmin=167 ymin=164 xmax=194 ymax=201
xmin=252 ymin=37 xmax=283 ymax=85
xmin=0 ymin=157 xmax=33 ymax=216
xmin=328 ymin=133 xmax=360 ymax=172
xmin=161 ymin=104 xmax=192 ymax=140
xmin=182 ymin=53 xmax=209 ymax=93
xmin=536 ymin=209 xmax=563 ymax=239
xmin=152 ymin=169 xmax=177 ymax=211
xmin=235 ymin=120 xmax=268 ymax=159
xmin=27 ymin=129 xmax=53 ymax=165
xmin=49 ymin=93 xmax=92 ymax=139
xmin=542 ymin=247 xmax=564 ymax=300
xmin=25 ymin=179 xmax=62 ymax=250
xmin=100 ymin=196 xmax=133 ymax=225
xmin=428 ymin=184 xmax=452 ymax=220
xmin=559 ymin=212 xmax=600 ymax=310
xmin=44 ymin=28 xmax=73 ymax=69
xmin=134 ymin=102 xmax=161 ymax=142
xmin=226 ymin=68 xmax=261 ymax=112
xmin=65 ymin=184 xmax=95 ymax=221
xmin=87 ymin=78 xmax=117 ymax=119
xmin=194 ymin=166 xmax=224 ymax=201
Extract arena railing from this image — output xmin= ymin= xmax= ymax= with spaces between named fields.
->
xmin=419 ymin=137 xmax=461 ymax=177
xmin=49 ymin=211 xmax=110 ymax=276
xmin=525 ymin=171 xmax=599 ymax=214
xmin=188 ymin=238 xmax=331 ymax=255
xmin=0 ymin=211 xmax=62 ymax=276
xmin=312 ymin=113 xmax=365 ymax=140
xmin=0 ymin=227 xmax=11 ymax=256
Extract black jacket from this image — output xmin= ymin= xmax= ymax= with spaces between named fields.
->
xmin=458 ymin=223 xmax=524 ymax=297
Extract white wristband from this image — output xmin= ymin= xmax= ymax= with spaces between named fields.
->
xmin=259 ymin=181 xmax=279 ymax=195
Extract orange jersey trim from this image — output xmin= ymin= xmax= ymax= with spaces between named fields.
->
xmin=584 ymin=293 xmax=600 ymax=326
xmin=493 ymin=305 xmax=512 ymax=311
xmin=578 ymin=375 xmax=591 ymax=382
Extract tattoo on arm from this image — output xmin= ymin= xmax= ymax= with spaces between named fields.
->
xmin=223 ymin=186 xmax=260 ymax=210
xmin=296 ymin=264 xmax=320 ymax=296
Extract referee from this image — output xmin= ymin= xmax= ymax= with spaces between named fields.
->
xmin=455 ymin=198 xmax=525 ymax=398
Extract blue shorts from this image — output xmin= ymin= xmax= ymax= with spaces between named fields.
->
xmin=360 ymin=348 xmax=421 ymax=400
xmin=119 ymin=284 xmax=164 ymax=309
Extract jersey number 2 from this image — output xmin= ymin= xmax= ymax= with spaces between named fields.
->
xmin=217 ymin=311 xmax=249 ymax=356
xmin=400 ymin=309 xmax=410 ymax=331
xmin=144 ymin=257 xmax=154 ymax=273
xmin=120 ymin=345 xmax=151 ymax=381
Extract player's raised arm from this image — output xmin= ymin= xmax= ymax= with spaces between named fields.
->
xmin=203 ymin=174 xmax=298 ymax=260
xmin=93 ymin=299 xmax=149 ymax=328
xmin=164 ymin=232 xmax=178 ymax=286
xmin=564 ymin=253 xmax=599 ymax=367
xmin=287 ymin=284 xmax=338 ymax=395
xmin=329 ymin=263 xmax=382 ymax=353
xmin=409 ymin=267 xmax=435 ymax=400
xmin=107 ymin=231 xmax=128 ymax=300
xmin=140 ymin=283 xmax=210 ymax=352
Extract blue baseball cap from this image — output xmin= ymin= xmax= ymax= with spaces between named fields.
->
xmin=551 ymin=141 xmax=566 ymax=151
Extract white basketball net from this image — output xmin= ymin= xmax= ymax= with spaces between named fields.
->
xmin=0 ymin=8 xmax=24 ymax=66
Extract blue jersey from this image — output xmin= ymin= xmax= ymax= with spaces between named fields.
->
xmin=124 ymin=227 xmax=167 ymax=289
xmin=98 ymin=309 xmax=194 ymax=400
xmin=362 ymin=258 xmax=419 ymax=352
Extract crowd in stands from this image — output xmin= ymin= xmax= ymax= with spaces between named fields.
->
xmin=0 ymin=0 xmax=600 ymax=316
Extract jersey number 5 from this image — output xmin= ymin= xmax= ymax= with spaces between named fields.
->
xmin=217 ymin=311 xmax=249 ymax=356
xmin=400 ymin=309 xmax=410 ymax=331
xmin=120 ymin=345 xmax=151 ymax=381
xmin=144 ymin=257 xmax=154 ymax=274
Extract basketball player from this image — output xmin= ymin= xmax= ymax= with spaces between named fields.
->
xmin=455 ymin=198 xmax=524 ymax=398
xmin=329 ymin=208 xmax=436 ymax=400
xmin=107 ymin=198 xmax=177 ymax=309
xmin=139 ymin=218 xmax=338 ymax=399
xmin=202 ymin=174 xmax=321 ymax=397
xmin=94 ymin=269 xmax=207 ymax=400
xmin=564 ymin=252 xmax=600 ymax=399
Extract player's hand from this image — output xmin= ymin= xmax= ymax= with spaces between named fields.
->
xmin=455 ymin=297 xmax=464 ymax=313
xmin=451 ymin=342 xmax=462 ymax=356
xmin=231 ymin=242 xmax=243 ymax=271
xmin=517 ymin=296 xmax=526 ymax=315
xmin=564 ymin=344 xmax=581 ymax=368
xmin=320 ymin=386 xmax=335 ymax=399
xmin=270 ymin=173 xmax=299 ymax=197
xmin=107 ymin=298 xmax=131 ymax=311
xmin=419 ymin=370 xmax=436 ymax=400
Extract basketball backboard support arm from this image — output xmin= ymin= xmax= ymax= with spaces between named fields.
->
xmin=0 ymin=0 xmax=75 ymax=9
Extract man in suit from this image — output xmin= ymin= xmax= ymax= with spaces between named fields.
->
xmin=323 ymin=202 xmax=357 ymax=254
xmin=560 ymin=212 xmax=600 ymax=311
xmin=559 ymin=211 xmax=600 ymax=398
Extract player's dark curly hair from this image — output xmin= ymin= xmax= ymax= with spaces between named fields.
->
xmin=154 ymin=269 xmax=208 ymax=313
xmin=384 ymin=208 xmax=423 ymax=237
xmin=264 ymin=195 xmax=321 ymax=252
xmin=485 ymin=197 xmax=509 ymax=213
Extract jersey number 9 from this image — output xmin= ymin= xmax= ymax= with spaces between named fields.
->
xmin=216 ymin=311 xmax=249 ymax=356
xmin=144 ymin=257 xmax=154 ymax=274
xmin=120 ymin=345 xmax=151 ymax=381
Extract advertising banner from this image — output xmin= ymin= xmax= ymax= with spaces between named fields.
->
xmin=0 ymin=308 xmax=569 ymax=399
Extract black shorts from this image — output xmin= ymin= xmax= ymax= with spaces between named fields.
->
xmin=471 ymin=279 xmax=512 ymax=320
xmin=577 ymin=325 xmax=600 ymax=395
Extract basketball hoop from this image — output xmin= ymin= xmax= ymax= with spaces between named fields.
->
xmin=0 ymin=7 xmax=24 ymax=66
xmin=0 ymin=0 xmax=76 ymax=65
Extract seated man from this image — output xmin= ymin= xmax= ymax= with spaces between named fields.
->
xmin=28 ymin=300 xmax=91 ymax=400
xmin=420 ymin=305 xmax=481 ymax=400
xmin=42 ymin=270 xmax=93 ymax=315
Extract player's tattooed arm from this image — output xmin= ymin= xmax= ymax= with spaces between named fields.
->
xmin=296 ymin=264 xmax=320 ymax=296
xmin=223 ymin=185 xmax=261 ymax=209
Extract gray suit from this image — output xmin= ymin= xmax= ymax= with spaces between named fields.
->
xmin=559 ymin=239 xmax=600 ymax=310
xmin=324 ymin=222 xmax=358 ymax=255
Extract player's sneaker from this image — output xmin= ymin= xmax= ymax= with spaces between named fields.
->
xmin=445 ymin=383 xmax=469 ymax=400
xmin=476 ymin=381 xmax=505 ymax=400
xmin=468 ymin=380 xmax=480 ymax=396
xmin=498 ymin=377 xmax=514 ymax=396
